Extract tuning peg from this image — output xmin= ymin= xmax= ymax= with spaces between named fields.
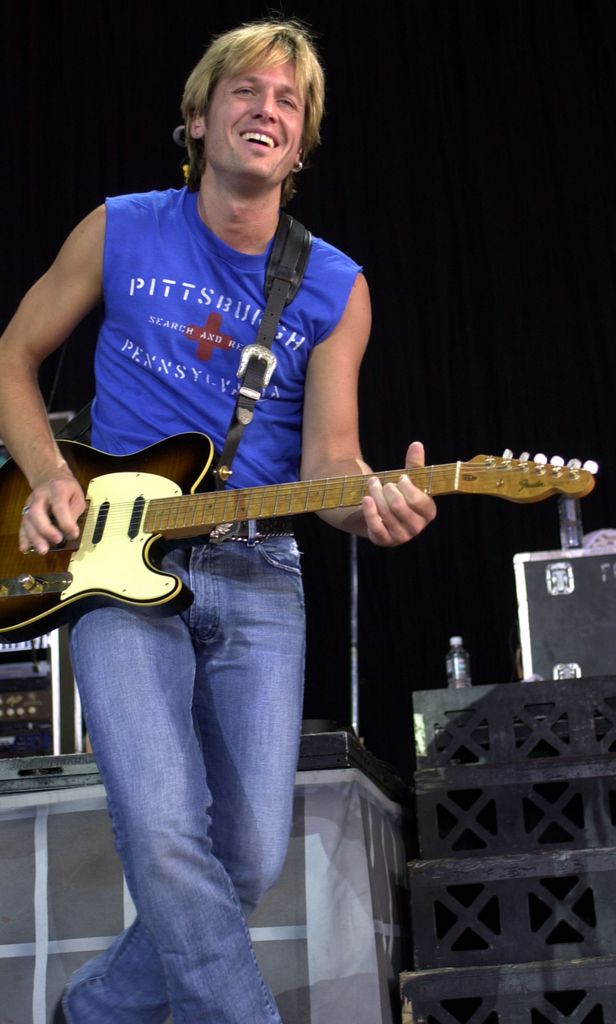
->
xmin=501 ymin=448 xmax=513 ymax=460
xmin=583 ymin=460 xmax=599 ymax=475
xmin=566 ymin=458 xmax=582 ymax=469
xmin=533 ymin=453 xmax=547 ymax=465
xmin=550 ymin=456 xmax=565 ymax=467
xmin=519 ymin=452 xmax=530 ymax=462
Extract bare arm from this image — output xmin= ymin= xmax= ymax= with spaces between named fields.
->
xmin=0 ymin=205 xmax=106 ymax=552
xmin=300 ymin=273 xmax=436 ymax=546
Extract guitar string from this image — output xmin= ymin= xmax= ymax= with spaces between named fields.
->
xmin=60 ymin=461 xmax=585 ymax=538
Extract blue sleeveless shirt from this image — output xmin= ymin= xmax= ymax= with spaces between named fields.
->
xmin=91 ymin=188 xmax=361 ymax=488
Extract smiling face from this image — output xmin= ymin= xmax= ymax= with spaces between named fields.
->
xmin=190 ymin=62 xmax=305 ymax=197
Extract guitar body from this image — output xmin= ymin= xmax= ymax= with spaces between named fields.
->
xmin=0 ymin=433 xmax=215 ymax=641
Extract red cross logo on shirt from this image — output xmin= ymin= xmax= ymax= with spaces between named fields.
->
xmin=185 ymin=312 xmax=235 ymax=361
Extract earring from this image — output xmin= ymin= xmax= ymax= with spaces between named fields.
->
xmin=172 ymin=125 xmax=187 ymax=148
xmin=293 ymin=158 xmax=303 ymax=172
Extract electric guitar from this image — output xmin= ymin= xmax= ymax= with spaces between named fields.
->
xmin=0 ymin=433 xmax=597 ymax=641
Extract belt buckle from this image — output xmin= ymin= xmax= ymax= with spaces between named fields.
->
xmin=209 ymin=522 xmax=236 ymax=544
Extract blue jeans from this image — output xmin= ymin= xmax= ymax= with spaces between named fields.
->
xmin=63 ymin=536 xmax=305 ymax=1024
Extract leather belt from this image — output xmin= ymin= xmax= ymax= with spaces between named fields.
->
xmin=208 ymin=517 xmax=295 ymax=544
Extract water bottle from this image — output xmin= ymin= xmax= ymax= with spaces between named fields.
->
xmin=446 ymin=636 xmax=472 ymax=689
xmin=558 ymin=495 xmax=583 ymax=549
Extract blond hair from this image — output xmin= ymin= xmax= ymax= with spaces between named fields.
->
xmin=181 ymin=19 xmax=325 ymax=204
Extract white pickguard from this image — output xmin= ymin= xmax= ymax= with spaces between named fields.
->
xmin=60 ymin=472 xmax=182 ymax=605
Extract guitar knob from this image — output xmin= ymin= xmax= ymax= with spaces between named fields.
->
xmin=567 ymin=458 xmax=582 ymax=469
xmin=17 ymin=574 xmax=36 ymax=591
xmin=550 ymin=456 xmax=565 ymax=467
xmin=519 ymin=452 xmax=530 ymax=463
xmin=583 ymin=460 xmax=599 ymax=475
xmin=501 ymin=448 xmax=513 ymax=461
xmin=533 ymin=453 xmax=548 ymax=465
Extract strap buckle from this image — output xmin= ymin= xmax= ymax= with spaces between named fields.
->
xmin=237 ymin=344 xmax=278 ymax=387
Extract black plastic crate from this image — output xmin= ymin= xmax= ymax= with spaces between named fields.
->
xmin=409 ymin=847 xmax=616 ymax=969
xmin=412 ymin=677 xmax=616 ymax=770
xmin=414 ymin=755 xmax=616 ymax=859
xmin=401 ymin=955 xmax=616 ymax=1024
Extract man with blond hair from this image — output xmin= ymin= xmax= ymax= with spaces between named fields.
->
xmin=0 ymin=18 xmax=435 ymax=1024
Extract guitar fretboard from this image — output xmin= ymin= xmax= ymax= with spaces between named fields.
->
xmin=144 ymin=468 xmax=422 ymax=535
xmin=142 ymin=457 xmax=593 ymax=537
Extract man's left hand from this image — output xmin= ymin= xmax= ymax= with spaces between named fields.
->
xmin=361 ymin=441 xmax=436 ymax=547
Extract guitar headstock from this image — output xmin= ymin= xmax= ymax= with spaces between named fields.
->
xmin=459 ymin=451 xmax=598 ymax=503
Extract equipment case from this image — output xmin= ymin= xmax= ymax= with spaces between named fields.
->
xmin=514 ymin=546 xmax=616 ymax=681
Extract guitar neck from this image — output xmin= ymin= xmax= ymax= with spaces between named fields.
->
xmin=143 ymin=454 xmax=596 ymax=539
xmin=144 ymin=464 xmax=453 ymax=537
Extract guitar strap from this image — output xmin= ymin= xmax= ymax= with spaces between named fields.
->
xmin=54 ymin=401 xmax=93 ymax=443
xmin=54 ymin=212 xmax=312 ymax=469
xmin=215 ymin=211 xmax=312 ymax=486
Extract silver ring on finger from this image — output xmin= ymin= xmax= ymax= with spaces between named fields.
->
xmin=22 ymin=505 xmax=31 ymax=516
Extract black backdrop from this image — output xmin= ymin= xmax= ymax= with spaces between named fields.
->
xmin=3 ymin=0 xmax=616 ymax=776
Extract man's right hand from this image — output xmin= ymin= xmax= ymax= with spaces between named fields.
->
xmin=19 ymin=468 xmax=86 ymax=555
